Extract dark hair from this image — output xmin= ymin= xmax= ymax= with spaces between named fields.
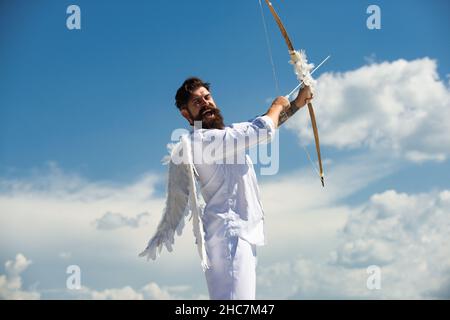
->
xmin=175 ymin=77 xmax=210 ymax=110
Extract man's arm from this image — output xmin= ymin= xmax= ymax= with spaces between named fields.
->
xmin=265 ymin=86 xmax=313 ymax=128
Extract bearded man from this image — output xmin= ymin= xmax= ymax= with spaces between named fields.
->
xmin=140 ymin=77 xmax=313 ymax=300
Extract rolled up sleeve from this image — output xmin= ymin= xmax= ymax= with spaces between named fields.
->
xmin=252 ymin=115 xmax=275 ymax=134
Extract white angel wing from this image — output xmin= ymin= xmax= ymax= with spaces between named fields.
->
xmin=138 ymin=146 xmax=191 ymax=261
xmin=139 ymin=134 xmax=210 ymax=271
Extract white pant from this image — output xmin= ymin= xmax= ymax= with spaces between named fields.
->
xmin=204 ymin=236 xmax=257 ymax=300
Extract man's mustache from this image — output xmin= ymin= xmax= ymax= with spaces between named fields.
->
xmin=196 ymin=105 xmax=221 ymax=120
xmin=191 ymin=104 xmax=225 ymax=130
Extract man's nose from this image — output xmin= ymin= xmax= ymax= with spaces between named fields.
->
xmin=199 ymin=97 xmax=209 ymax=106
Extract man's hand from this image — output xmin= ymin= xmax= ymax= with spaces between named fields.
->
xmin=271 ymin=96 xmax=290 ymax=112
xmin=265 ymin=86 xmax=314 ymax=128
xmin=294 ymin=85 xmax=313 ymax=108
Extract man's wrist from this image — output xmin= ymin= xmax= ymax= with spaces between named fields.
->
xmin=290 ymin=99 xmax=302 ymax=110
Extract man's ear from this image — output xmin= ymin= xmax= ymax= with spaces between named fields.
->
xmin=180 ymin=108 xmax=193 ymax=126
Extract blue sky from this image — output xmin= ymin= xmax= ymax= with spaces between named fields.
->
xmin=0 ymin=0 xmax=449 ymax=300
xmin=1 ymin=0 xmax=448 ymax=183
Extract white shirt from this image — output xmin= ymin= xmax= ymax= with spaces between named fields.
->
xmin=190 ymin=115 xmax=276 ymax=246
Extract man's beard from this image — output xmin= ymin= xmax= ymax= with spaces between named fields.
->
xmin=192 ymin=105 xmax=225 ymax=130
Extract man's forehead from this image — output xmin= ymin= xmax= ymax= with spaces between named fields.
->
xmin=190 ymin=87 xmax=210 ymax=98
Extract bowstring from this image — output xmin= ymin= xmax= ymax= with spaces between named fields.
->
xmin=257 ymin=0 xmax=321 ymax=178
xmin=258 ymin=0 xmax=280 ymax=96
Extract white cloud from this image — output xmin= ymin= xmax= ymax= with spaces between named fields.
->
xmin=73 ymin=282 xmax=206 ymax=300
xmin=5 ymin=253 xmax=32 ymax=276
xmin=0 ymin=148 xmax=402 ymax=299
xmin=0 ymin=251 xmax=196 ymax=300
xmin=1 ymin=167 xmax=449 ymax=299
xmin=38 ymin=282 xmax=183 ymax=300
xmin=94 ymin=211 xmax=150 ymax=230
xmin=0 ymin=161 xmax=161 ymax=202
xmin=286 ymin=58 xmax=450 ymax=163
xmin=89 ymin=286 xmax=144 ymax=300
xmin=0 ymin=161 xmax=168 ymax=259
xmin=404 ymin=150 xmax=446 ymax=163
xmin=0 ymin=162 xmax=208 ymax=298
xmin=65 ymin=282 xmax=208 ymax=300
xmin=257 ymin=189 xmax=450 ymax=299
xmin=140 ymin=282 xmax=172 ymax=299
xmin=41 ymin=283 xmax=197 ymax=300
xmin=0 ymin=254 xmax=40 ymax=300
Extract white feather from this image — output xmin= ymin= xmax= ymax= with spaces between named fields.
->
xmin=289 ymin=49 xmax=317 ymax=93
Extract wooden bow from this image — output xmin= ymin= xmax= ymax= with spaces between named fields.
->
xmin=264 ymin=0 xmax=324 ymax=187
